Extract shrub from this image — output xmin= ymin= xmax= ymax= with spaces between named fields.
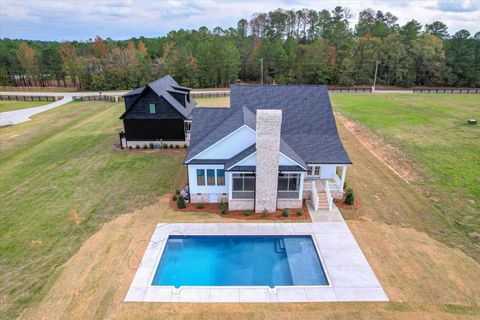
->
xmin=163 ymin=143 xmax=168 ymax=149
xmin=282 ymin=209 xmax=290 ymax=217
xmin=175 ymin=145 xmax=179 ymax=149
xmin=143 ymin=144 xmax=148 ymax=149
xmin=219 ymin=200 xmax=228 ymax=215
xmin=149 ymin=143 xmax=154 ymax=149
xmin=175 ymin=189 xmax=180 ymax=195
xmin=244 ymin=210 xmax=253 ymax=217
xmin=172 ymin=194 xmax=178 ymax=201
xmin=196 ymin=203 xmax=205 ymax=209
xmin=128 ymin=146 xmax=132 ymax=149
xmin=169 ymin=144 xmax=173 ymax=148
xmin=296 ymin=210 xmax=304 ymax=216
xmin=345 ymin=187 xmax=355 ymax=205
xmin=135 ymin=145 xmax=140 ymax=149
xmin=261 ymin=209 xmax=269 ymax=218
xmin=176 ymin=195 xmax=186 ymax=209
xmin=183 ymin=144 xmax=188 ymax=148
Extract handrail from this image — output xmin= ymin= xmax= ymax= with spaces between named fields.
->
xmin=311 ymin=181 xmax=319 ymax=210
xmin=325 ymin=181 xmax=333 ymax=211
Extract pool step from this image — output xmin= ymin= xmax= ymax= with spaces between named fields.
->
xmin=275 ymin=238 xmax=286 ymax=253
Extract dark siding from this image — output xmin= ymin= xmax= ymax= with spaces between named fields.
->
xmin=124 ymin=119 xmax=186 ymax=140
xmin=124 ymin=87 xmax=184 ymax=120
xmin=124 ymin=95 xmax=138 ymax=110
xmin=170 ymin=92 xmax=186 ymax=108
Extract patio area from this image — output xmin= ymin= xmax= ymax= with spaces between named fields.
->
xmin=125 ymin=204 xmax=388 ymax=303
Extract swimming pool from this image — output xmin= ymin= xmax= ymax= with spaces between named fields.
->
xmin=152 ymin=235 xmax=329 ymax=288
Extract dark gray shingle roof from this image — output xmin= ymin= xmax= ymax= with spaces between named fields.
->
xmin=121 ymin=75 xmax=196 ymax=119
xmin=227 ymin=165 xmax=306 ymax=172
xmin=186 ymin=85 xmax=351 ymax=165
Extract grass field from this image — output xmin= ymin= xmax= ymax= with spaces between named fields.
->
xmin=0 ymin=101 xmax=186 ymax=319
xmin=1 ymin=94 xmax=479 ymax=319
xmin=0 ymin=100 xmax=50 ymax=112
xmin=331 ymin=94 xmax=480 ymax=261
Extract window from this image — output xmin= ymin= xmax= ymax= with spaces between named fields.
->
xmin=232 ymin=173 xmax=255 ymax=199
xmin=308 ymin=166 xmax=314 ymax=176
xmin=196 ymin=169 xmax=205 ymax=185
xmin=278 ymin=173 xmax=300 ymax=191
xmin=278 ymin=173 xmax=300 ymax=199
xmin=207 ymin=169 xmax=215 ymax=186
xmin=149 ymin=103 xmax=156 ymax=114
xmin=307 ymin=165 xmax=321 ymax=176
xmin=217 ymin=169 xmax=225 ymax=185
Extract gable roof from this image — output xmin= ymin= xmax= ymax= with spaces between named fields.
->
xmin=120 ymin=75 xmax=196 ymax=120
xmin=186 ymin=85 xmax=351 ymax=165
xmin=230 ymin=85 xmax=351 ymax=164
xmin=223 ymin=142 xmax=307 ymax=170
xmin=184 ymin=106 xmax=255 ymax=163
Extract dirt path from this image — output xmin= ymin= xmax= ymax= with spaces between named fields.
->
xmin=20 ymin=121 xmax=480 ymax=320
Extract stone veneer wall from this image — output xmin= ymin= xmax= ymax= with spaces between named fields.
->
xmin=277 ymin=199 xmax=303 ymax=209
xmin=229 ymin=199 xmax=255 ymax=210
xmin=126 ymin=140 xmax=189 ymax=148
xmin=190 ymin=193 xmax=228 ymax=203
xmin=255 ymin=109 xmax=282 ymax=213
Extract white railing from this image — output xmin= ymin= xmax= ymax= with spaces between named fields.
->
xmin=311 ymin=181 xmax=319 ymax=210
xmin=325 ymin=181 xmax=333 ymax=211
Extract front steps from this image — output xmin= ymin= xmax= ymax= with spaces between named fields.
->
xmin=317 ymin=192 xmax=329 ymax=209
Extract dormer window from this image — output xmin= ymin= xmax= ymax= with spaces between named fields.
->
xmin=149 ymin=103 xmax=156 ymax=114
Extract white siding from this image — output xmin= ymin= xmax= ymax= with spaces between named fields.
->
xmin=320 ymin=165 xmax=336 ymax=179
xmin=188 ymin=164 xmax=228 ymax=194
xmin=195 ymin=126 xmax=255 ymax=159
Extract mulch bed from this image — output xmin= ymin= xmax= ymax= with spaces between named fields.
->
xmin=169 ymin=196 xmax=311 ymax=221
xmin=334 ymin=197 xmax=361 ymax=210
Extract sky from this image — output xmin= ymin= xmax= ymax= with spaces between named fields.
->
xmin=0 ymin=0 xmax=479 ymax=41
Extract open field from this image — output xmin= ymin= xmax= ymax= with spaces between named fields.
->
xmin=195 ymin=96 xmax=231 ymax=107
xmin=331 ymin=94 xmax=480 ymax=261
xmin=0 ymin=101 xmax=187 ymax=319
xmin=0 ymin=100 xmax=50 ymax=112
xmin=1 ymin=95 xmax=479 ymax=319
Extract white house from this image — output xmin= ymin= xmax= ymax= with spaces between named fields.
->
xmin=184 ymin=85 xmax=351 ymax=212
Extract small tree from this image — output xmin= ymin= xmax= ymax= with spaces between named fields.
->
xmin=345 ymin=187 xmax=355 ymax=205
xmin=176 ymin=195 xmax=186 ymax=209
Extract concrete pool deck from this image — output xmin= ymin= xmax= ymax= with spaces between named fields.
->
xmin=125 ymin=204 xmax=388 ymax=303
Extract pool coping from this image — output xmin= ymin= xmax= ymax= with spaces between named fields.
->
xmin=125 ymin=208 xmax=389 ymax=303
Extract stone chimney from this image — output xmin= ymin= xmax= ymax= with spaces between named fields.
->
xmin=255 ymin=109 xmax=282 ymax=213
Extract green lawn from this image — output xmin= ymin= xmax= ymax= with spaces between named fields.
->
xmin=0 ymin=100 xmax=50 ymax=112
xmin=331 ymin=94 xmax=480 ymax=253
xmin=0 ymin=101 xmax=185 ymax=319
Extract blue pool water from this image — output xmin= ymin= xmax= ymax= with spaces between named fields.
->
xmin=152 ymin=235 xmax=329 ymax=288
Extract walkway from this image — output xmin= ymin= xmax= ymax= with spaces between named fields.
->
xmin=0 ymin=96 xmax=72 ymax=126
xmin=125 ymin=204 xmax=388 ymax=303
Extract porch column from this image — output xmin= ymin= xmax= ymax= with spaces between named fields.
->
xmin=340 ymin=165 xmax=347 ymax=191
xmin=298 ymin=172 xmax=305 ymax=200
xmin=227 ymin=172 xmax=233 ymax=201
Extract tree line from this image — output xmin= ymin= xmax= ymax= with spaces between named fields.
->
xmin=0 ymin=6 xmax=479 ymax=90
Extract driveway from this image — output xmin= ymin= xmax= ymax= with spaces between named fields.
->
xmin=0 ymin=96 xmax=73 ymax=126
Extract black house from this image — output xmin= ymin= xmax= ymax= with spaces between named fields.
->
xmin=119 ymin=75 xmax=196 ymax=148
